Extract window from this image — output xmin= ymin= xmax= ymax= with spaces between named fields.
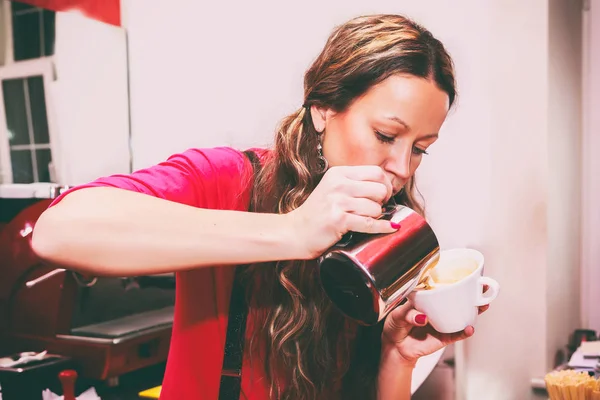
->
xmin=0 ymin=1 xmax=56 ymax=184
xmin=11 ymin=1 xmax=55 ymax=61
xmin=2 ymin=74 xmax=52 ymax=183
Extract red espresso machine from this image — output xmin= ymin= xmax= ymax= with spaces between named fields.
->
xmin=0 ymin=183 xmax=175 ymax=385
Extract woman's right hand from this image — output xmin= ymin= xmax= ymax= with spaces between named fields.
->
xmin=287 ymin=165 xmax=399 ymax=260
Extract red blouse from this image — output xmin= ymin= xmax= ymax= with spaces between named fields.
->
xmin=51 ymin=147 xmax=272 ymax=399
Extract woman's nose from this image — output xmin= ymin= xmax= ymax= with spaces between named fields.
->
xmin=386 ymin=146 xmax=413 ymax=181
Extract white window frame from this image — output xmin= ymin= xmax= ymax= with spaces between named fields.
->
xmin=0 ymin=56 xmax=58 ymax=184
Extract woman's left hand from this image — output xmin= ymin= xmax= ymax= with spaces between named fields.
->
xmin=381 ymin=294 xmax=490 ymax=366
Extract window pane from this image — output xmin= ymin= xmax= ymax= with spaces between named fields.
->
xmin=27 ymin=76 xmax=49 ymax=144
xmin=2 ymin=79 xmax=30 ymax=146
xmin=43 ymin=10 xmax=56 ymax=56
xmin=10 ymin=150 xmax=34 ymax=184
xmin=12 ymin=11 xmax=42 ymax=61
xmin=35 ymin=149 xmax=52 ymax=182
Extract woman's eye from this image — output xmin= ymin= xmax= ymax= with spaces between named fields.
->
xmin=375 ymin=131 xmax=395 ymax=144
xmin=412 ymin=147 xmax=429 ymax=156
xmin=375 ymin=130 xmax=430 ymax=155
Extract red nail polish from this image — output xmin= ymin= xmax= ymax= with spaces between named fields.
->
xmin=390 ymin=222 xmax=401 ymax=229
xmin=415 ymin=314 xmax=427 ymax=324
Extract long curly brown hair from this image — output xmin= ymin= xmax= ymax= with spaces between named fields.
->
xmin=244 ymin=14 xmax=457 ymax=400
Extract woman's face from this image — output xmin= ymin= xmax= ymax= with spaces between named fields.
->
xmin=311 ymin=74 xmax=450 ymax=195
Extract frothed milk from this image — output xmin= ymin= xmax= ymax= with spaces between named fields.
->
xmin=422 ymin=257 xmax=478 ymax=289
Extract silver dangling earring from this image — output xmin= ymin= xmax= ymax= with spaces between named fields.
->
xmin=316 ymin=140 xmax=329 ymax=173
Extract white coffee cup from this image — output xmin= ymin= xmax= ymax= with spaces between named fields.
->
xmin=407 ymin=248 xmax=499 ymax=333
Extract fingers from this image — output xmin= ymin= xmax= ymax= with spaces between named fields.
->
xmin=404 ymin=308 xmax=428 ymax=327
xmin=384 ymin=304 xmax=475 ymax=349
xmin=384 ymin=302 xmax=414 ymax=343
xmin=345 ymin=213 xmax=399 ymax=234
xmin=445 ymin=326 xmax=475 ymax=344
xmin=419 ymin=325 xmax=475 ymax=346
xmin=479 ymin=285 xmax=490 ymax=314
xmin=341 ymin=197 xmax=384 ymax=218
xmin=345 ymin=180 xmax=391 ymax=204
xmin=340 ymin=165 xmax=387 ymax=183
xmin=335 ymin=166 xmax=393 ymax=203
xmin=389 ymin=304 xmax=427 ymax=328
xmin=384 ymin=303 xmax=428 ymax=345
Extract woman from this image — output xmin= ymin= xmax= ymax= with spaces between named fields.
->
xmin=33 ymin=14 xmax=484 ymax=400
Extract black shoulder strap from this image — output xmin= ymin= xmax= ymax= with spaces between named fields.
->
xmin=218 ymin=150 xmax=260 ymax=400
xmin=218 ymin=265 xmax=249 ymax=399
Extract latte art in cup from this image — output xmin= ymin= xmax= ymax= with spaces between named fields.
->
xmin=422 ymin=257 xmax=479 ymax=289
xmin=408 ymin=248 xmax=500 ymax=333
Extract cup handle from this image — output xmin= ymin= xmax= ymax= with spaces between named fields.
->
xmin=475 ymin=277 xmax=499 ymax=306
